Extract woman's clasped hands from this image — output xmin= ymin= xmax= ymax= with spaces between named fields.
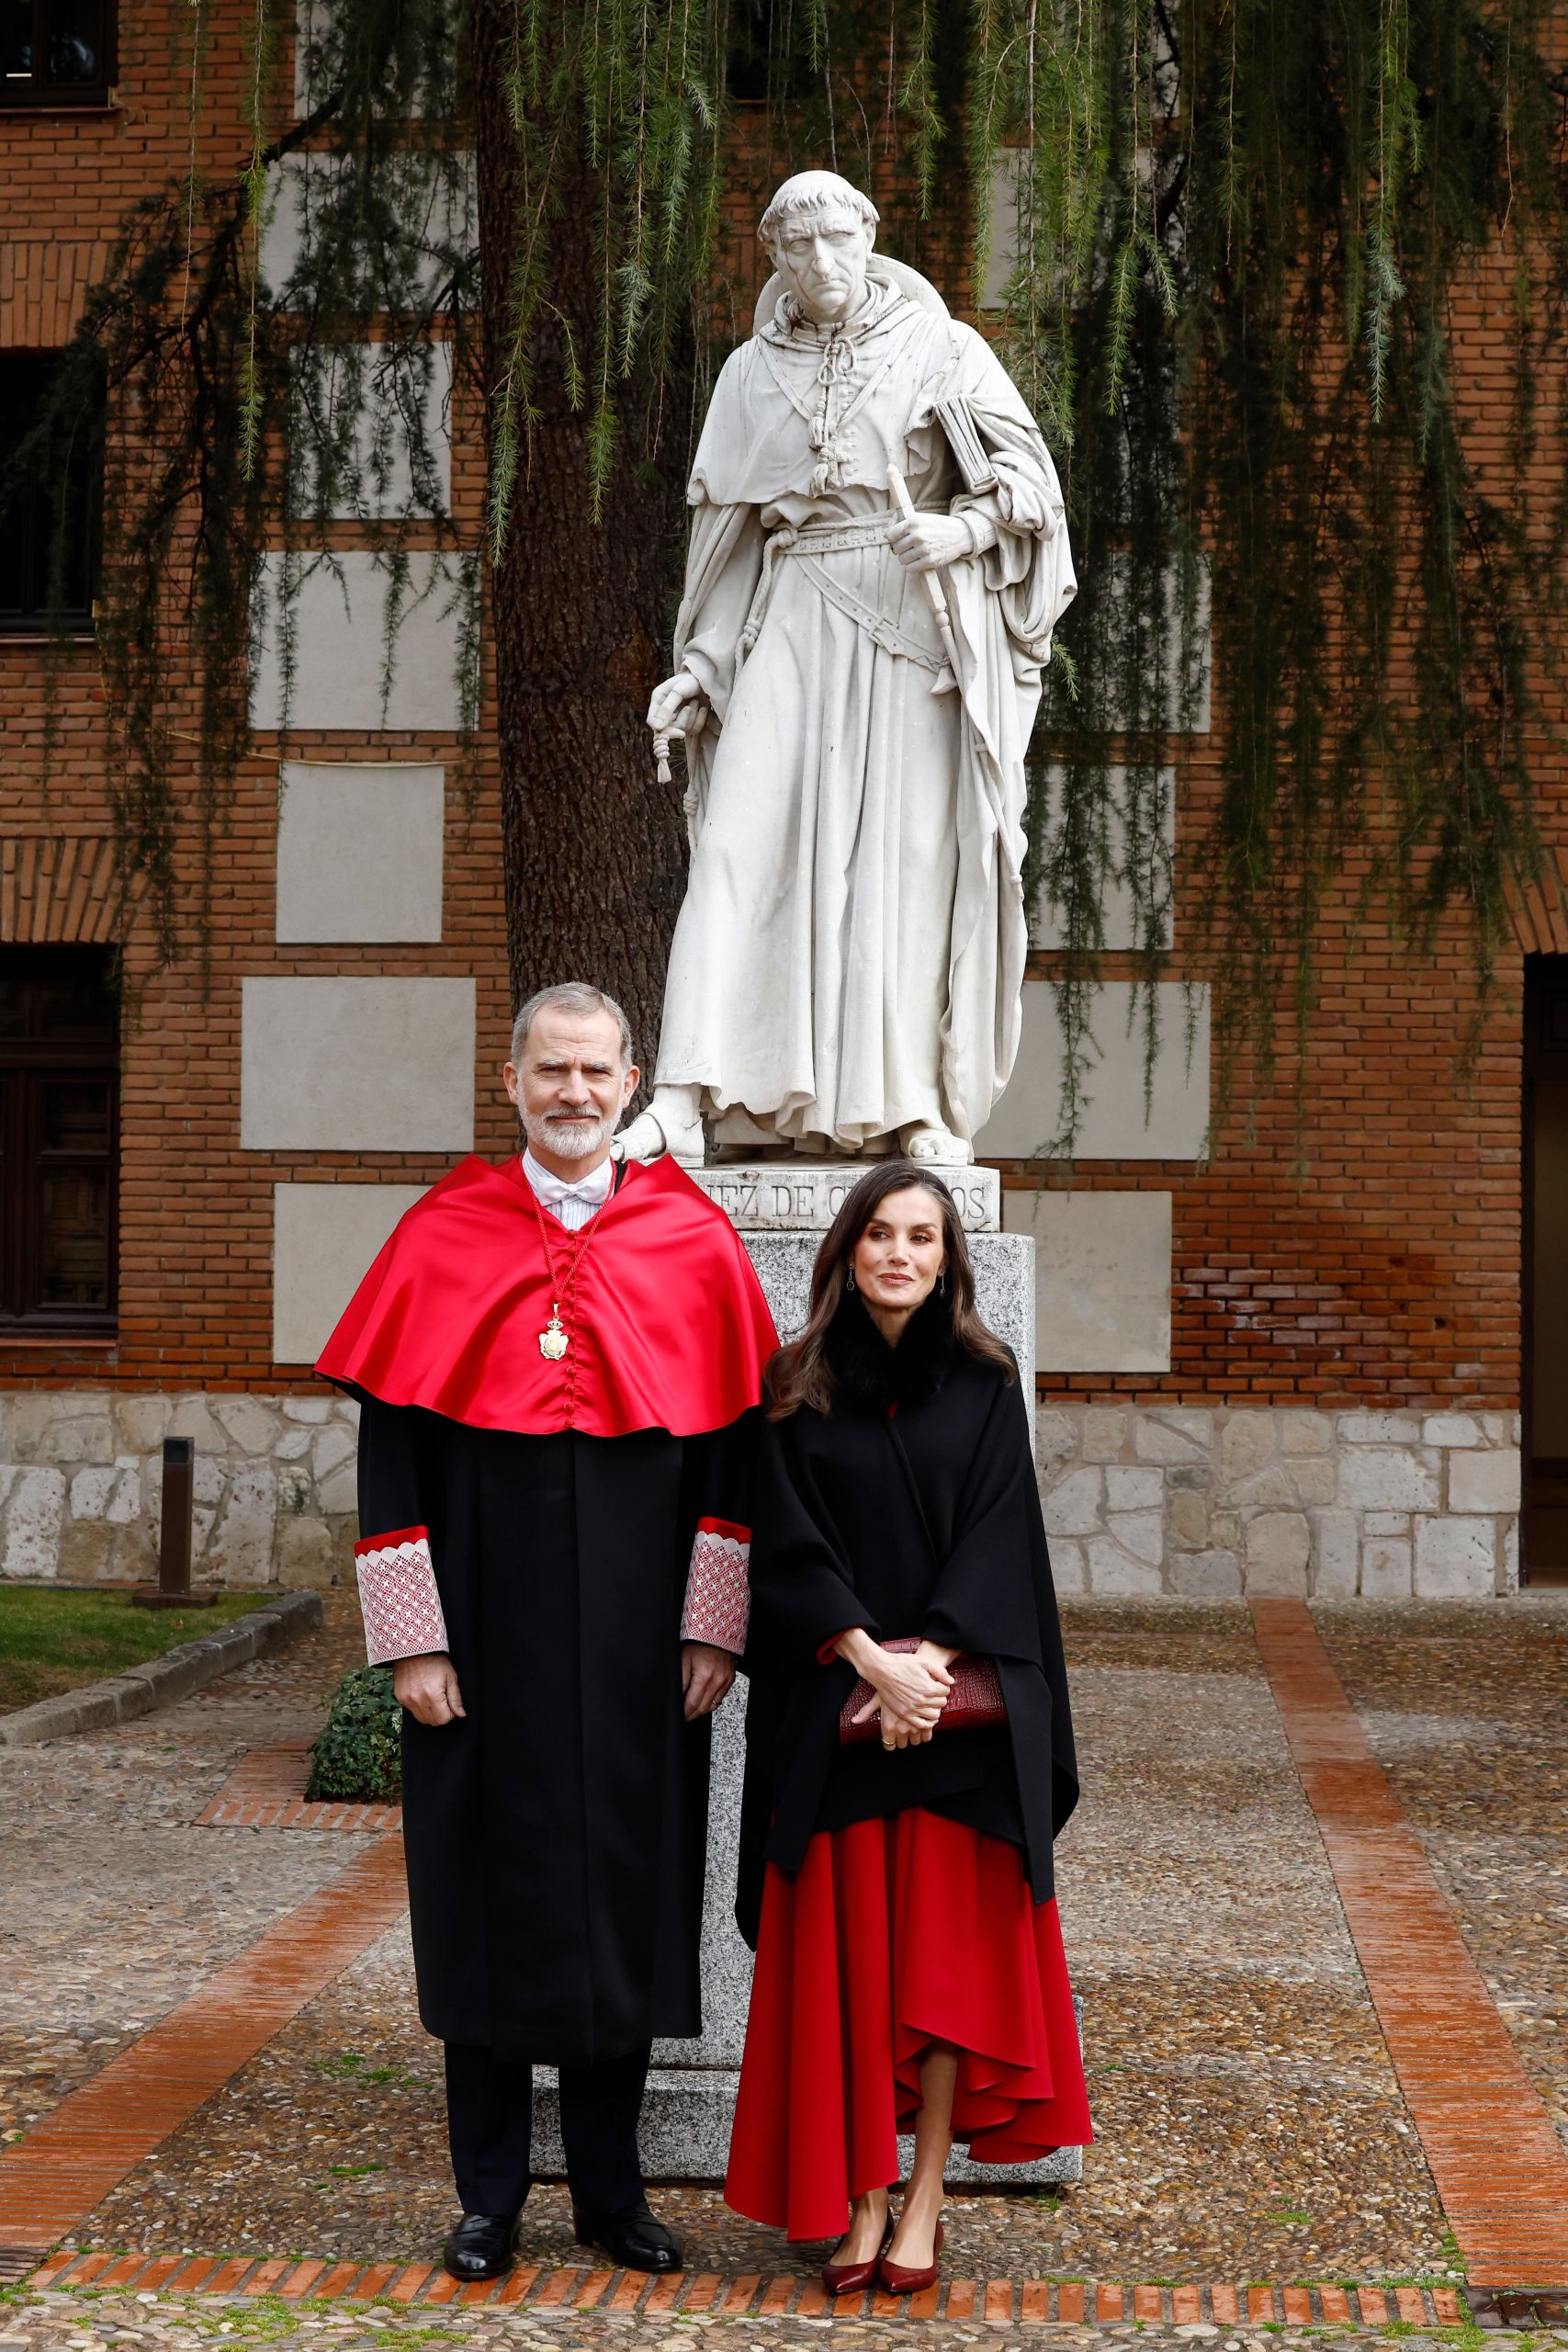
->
xmin=838 ymin=1630 xmax=958 ymax=1749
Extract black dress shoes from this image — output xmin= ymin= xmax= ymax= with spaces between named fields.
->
xmin=572 ymin=2198 xmax=683 ymax=2272
xmin=442 ymin=2211 xmax=519 ymax=2280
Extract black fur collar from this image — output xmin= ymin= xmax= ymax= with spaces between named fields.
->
xmin=827 ymin=1286 xmax=954 ymax=1410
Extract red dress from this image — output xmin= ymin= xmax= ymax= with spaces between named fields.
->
xmin=725 ymin=1804 xmax=1092 ymax=2242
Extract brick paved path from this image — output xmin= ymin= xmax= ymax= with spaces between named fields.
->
xmin=16 ymin=2247 xmax=1473 ymax=2324
xmin=2 ymin=1596 xmax=1565 ymax=2316
xmin=3 ymin=2280 xmax=1555 ymax=2352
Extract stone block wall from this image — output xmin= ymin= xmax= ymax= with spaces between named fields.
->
xmin=0 ymin=1388 xmax=1523 ymax=1599
xmin=1035 ymin=1405 xmax=1522 ymax=1599
xmin=0 ymin=1392 xmax=361 ymax=1590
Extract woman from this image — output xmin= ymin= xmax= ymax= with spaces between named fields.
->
xmin=725 ymin=1164 xmax=1089 ymax=2291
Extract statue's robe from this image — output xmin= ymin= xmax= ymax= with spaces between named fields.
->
xmin=655 ymin=277 xmax=1077 ymax=1149
xmin=318 ymin=1155 xmax=776 ymax=2065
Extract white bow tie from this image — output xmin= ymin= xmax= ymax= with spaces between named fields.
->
xmin=524 ymin=1150 xmax=613 ymax=1204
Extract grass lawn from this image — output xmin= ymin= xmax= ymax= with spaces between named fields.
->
xmin=0 ymin=1585 xmax=265 ymax=1713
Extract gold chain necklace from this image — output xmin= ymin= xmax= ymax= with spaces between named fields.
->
xmin=525 ymin=1169 xmax=610 ymax=1361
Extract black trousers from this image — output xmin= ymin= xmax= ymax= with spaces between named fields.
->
xmin=444 ymin=2042 xmax=650 ymax=2218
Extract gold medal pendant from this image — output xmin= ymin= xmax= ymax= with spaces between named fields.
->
xmin=539 ymin=1302 xmax=570 ymax=1362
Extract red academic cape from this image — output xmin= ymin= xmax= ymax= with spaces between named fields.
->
xmin=317 ymin=1151 xmax=776 ymax=1437
xmin=316 ymin=1152 xmax=777 ymax=2063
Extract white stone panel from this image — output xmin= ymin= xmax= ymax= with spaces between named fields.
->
xmin=979 ymin=150 xmax=1027 ymax=311
xmin=240 ymin=978 xmax=475 ymax=1151
xmin=293 ymin=0 xmax=456 ymax=117
xmin=976 ymin=981 xmax=1210 ymax=1161
xmin=1099 ymin=553 xmax=1212 ymax=734
xmin=3 ymin=1467 xmax=62 ymax=1578
xmin=273 ymin=1182 xmax=428 ymax=1364
xmin=1414 ymin=1514 xmax=1498 ymax=1599
xmin=292 ymin=342 xmax=454 ymax=520
xmin=1448 ymin=1447 xmax=1521 ymax=1513
xmin=259 ymin=153 xmax=475 ymax=300
xmin=1338 ymin=1447 xmax=1440 ymax=1513
xmin=1003 ymin=1189 xmax=1172 ymax=1372
xmin=276 ymin=763 xmax=446 ymax=944
xmin=692 ymin=1162 xmax=998 ymax=1232
xmin=1031 ymin=766 xmax=1175 ymax=951
xmin=1042 ymin=1466 xmax=1102 ymax=1538
xmin=250 ymin=552 xmax=477 ymax=736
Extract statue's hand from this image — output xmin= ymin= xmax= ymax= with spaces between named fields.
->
xmin=614 ymin=1085 xmax=705 ymax=1168
xmin=888 ymin=512 xmax=975 ymax=573
xmin=648 ymin=669 xmax=707 ymax=737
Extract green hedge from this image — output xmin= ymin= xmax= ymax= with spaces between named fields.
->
xmin=306 ymin=1665 xmax=403 ymax=1802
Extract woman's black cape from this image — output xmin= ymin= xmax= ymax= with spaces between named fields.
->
xmin=736 ymin=1293 xmax=1078 ymax=1949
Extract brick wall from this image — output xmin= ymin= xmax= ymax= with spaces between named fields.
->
xmin=1 ymin=17 xmax=1562 ymax=1596
xmin=1 ymin=6 xmax=511 ymax=1403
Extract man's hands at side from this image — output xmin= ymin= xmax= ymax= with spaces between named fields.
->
xmin=392 ymin=1652 xmax=466 ymax=1727
xmin=682 ymin=1640 xmax=736 ymax=1722
xmin=393 ymin=1645 xmax=733 ymax=1729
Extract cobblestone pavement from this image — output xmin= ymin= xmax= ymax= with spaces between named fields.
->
xmin=1315 ymin=1600 xmax=1568 ymax=2149
xmin=6 ymin=1598 xmax=1568 ymax=2294
xmin=54 ymin=1602 xmax=1453 ymax=2281
xmin=0 ymin=1606 xmax=366 ymax=2148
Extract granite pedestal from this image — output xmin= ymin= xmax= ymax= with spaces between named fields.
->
xmin=533 ymin=1170 xmax=1081 ymax=2188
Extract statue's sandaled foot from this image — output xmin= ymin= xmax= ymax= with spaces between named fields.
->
xmin=900 ymin=1122 xmax=973 ymax=1166
xmin=615 ymin=1087 xmax=705 ymax=1167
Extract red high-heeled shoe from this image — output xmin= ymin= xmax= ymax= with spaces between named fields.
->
xmin=878 ymin=2217 xmax=944 ymax=2296
xmin=822 ymin=2212 xmax=894 ymax=2296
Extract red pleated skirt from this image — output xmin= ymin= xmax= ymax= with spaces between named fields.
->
xmin=724 ymin=1807 xmax=1092 ymax=2242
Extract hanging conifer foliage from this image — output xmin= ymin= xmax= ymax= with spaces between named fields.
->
xmin=1001 ymin=0 xmax=1568 ymax=1140
xmin=9 ymin=0 xmax=1565 ymax=1136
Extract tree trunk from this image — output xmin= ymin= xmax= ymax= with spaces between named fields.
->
xmin=472 ymin=0 xmax=690 ymax=1085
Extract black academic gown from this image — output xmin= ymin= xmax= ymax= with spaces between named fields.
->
xmin=357 ymin=1398 xmax=757 ymax=2066
xmin=736 ymin=1293 xmax=1077 ymax=1950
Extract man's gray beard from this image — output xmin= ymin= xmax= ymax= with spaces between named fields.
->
xmin=522 ymin=1108 xmax=615 ymax=1163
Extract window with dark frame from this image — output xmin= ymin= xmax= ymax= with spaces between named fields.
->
xmin=0 ymin=947 xmax=118 ymax=1336
xmin=0 ymin=351 xmax=104 ymax=634
xmin=1 ymin=0 xmax=113 ymax=102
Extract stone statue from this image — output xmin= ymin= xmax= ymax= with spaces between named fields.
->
xmin=619 ymin=170 xmax=1077 ymax=1169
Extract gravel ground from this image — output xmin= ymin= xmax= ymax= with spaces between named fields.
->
xmin=0 ymin=2285 xmax=1540 ymax=2352
xmin=15 ymin=1595 xmax=1568 ymax=2289
xmin=0 ymin=1605 xmax=365 ymax=2151
xmin=1315 ymin=1598 xmax=1568 ymax=2151
xmin=71 ymin=1601 xmax=1453 ymax=2282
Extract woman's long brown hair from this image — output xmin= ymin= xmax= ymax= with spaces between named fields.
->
xmin=767 ymin=1161 xmax=1017 ymax=1419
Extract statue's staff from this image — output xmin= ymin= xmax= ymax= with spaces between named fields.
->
xmin=887 ymin=462 xmax=962 ymax=685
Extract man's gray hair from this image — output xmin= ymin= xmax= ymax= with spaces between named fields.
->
xmin=510 ymin=982 xmax=634 ymax=1068
xmin=759 ymin=171 xmax=879 ymax=250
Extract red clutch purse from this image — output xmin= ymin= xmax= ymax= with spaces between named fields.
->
xmin=839 ymin=1637 xmax=1006 ymax=1746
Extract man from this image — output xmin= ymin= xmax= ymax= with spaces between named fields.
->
xmin=318 ymin=983 xmax=775 ymax=2280
xmin=624 ymin=169 xmax=1076 ymax=1168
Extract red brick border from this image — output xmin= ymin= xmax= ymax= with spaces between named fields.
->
xmin=20 ymin=2251 xmax=1469 ymax=2326
xmin=1251 ymin=1600 xmax=1568 ymax=2292
xmin=196 ymin=1746 xmax=403 ymax=1833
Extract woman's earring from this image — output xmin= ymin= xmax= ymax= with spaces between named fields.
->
xmin=846 ymin=1268 xmax=856 ymax=1293
xmin=937 ymin=1272 xmax=946 ymax=1297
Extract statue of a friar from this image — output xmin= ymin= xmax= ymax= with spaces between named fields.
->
xmin=619 ymin=169 xmax=1077 ymax=1169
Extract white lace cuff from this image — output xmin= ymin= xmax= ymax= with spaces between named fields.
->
xmin=680 ymin=1517 xmax=751 ymax=1654
xmin=355 ymin=1525 xmax=449 ymax=1667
